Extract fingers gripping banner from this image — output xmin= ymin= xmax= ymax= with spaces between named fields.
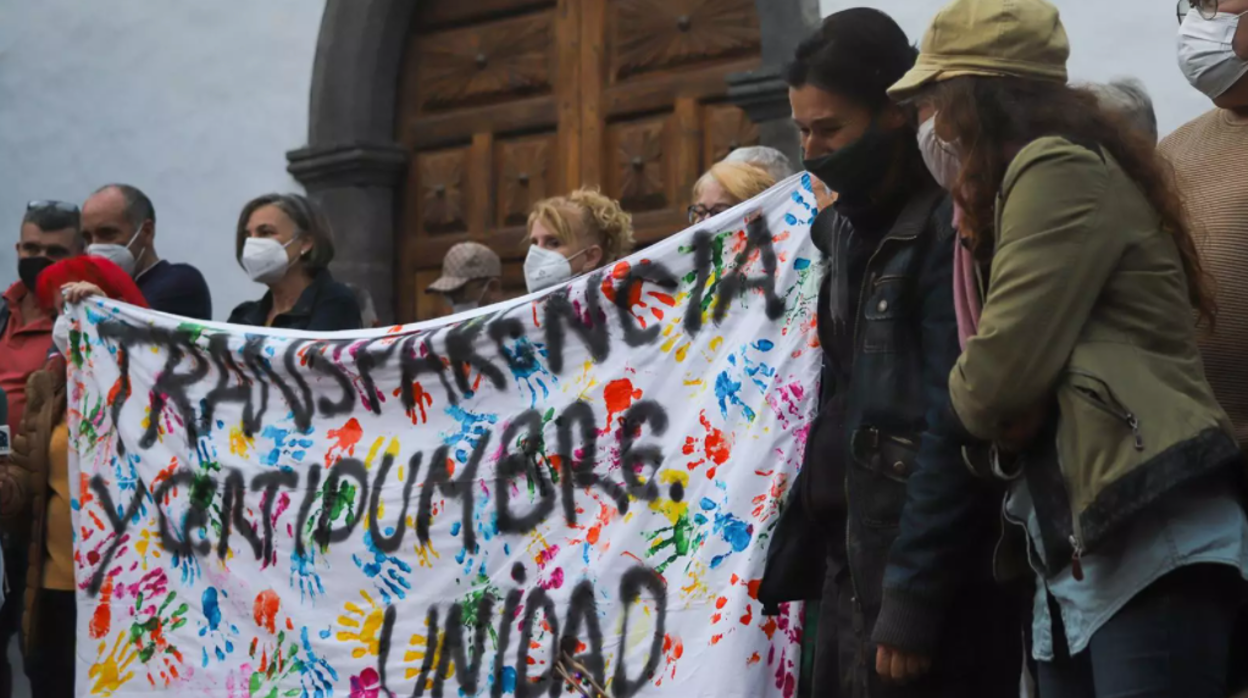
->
xmin=66 ymin=177 xmax=823 ymax=697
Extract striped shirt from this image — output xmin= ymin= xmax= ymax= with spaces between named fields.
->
xmin=1160 ymin=108 xmax=1248 ymax=448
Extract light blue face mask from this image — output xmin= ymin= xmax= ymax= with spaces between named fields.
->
xmin=1179 ymin=8 xmax=1248 ymax=98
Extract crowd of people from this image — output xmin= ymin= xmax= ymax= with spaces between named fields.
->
xmin=0 ymin=0 xmax=1246 ymax=696
xmin=0 ymin=153 xmax=784 ymax=698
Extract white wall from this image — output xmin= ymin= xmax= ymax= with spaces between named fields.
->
xmin=1 ymin=0 xmax=1209 ymax=322
xmin=819 ymin=0 xmax=1213 ymax=138
xmin=0 ymin=0 xmax=325 ymax=320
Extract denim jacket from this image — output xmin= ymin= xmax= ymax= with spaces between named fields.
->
xmin=760 ymin=179 xmax=1005 ymax=656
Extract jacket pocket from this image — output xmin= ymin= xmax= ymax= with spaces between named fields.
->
xmin=849 ymin=430 xmax=916 ymax=529
xmin=1066 ymin=369 xmax=1144 ymax=451
xmin=861 ymin=277 xmax=906 ymax=355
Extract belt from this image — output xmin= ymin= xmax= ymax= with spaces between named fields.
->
xmin=850 ymin=426 xmax=918 ymax=479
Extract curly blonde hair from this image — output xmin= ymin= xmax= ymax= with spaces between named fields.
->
xmin=526 ymin=188 xmax=635 ymax=265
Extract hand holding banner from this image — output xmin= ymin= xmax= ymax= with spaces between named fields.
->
xmin=67 ymin=176 xmax=824 ymax=697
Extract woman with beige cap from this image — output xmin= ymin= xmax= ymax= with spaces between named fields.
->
xmin=891 ymin=0 xmax=1247 ymax=695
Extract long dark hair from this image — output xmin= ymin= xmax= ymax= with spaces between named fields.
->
xmin=928 ymin=77 xmax=1215 ymax=326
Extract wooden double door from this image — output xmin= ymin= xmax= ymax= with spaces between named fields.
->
xmin=396 ymin=0 xmax=764 ymax=321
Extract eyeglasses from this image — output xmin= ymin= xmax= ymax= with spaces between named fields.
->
xmin=687 ymin=203 xmax=732 ymax=224
xmin=1177 ymin=0 xmax=1220 ymax=23
xmin=26 ymin=200 xmax=80 ymax=214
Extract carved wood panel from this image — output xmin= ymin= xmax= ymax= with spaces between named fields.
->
xmin=495 ymin=134 xmax=556 ymax=228
xmin=703 ymin=103 xmax=761 ymax=169
xmin=415 ymin=147 xmax=469 ymax=234
xmin=611 ymin=0 xmax=761 ymax=81
xmin=397 ymin=0 xmax=763 ymax=322
xmin=416 ymin=0 xmax=554 ymax=31
xmin=414 ymin=12 xmax=554 ymax=113
xmin=606 ymin=116 xmax=669 ymax=212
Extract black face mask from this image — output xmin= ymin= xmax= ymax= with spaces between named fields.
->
xmin=17 ymin=256 xmax=54 ymax=293
xmin=803 ymin=122 xmax=904 ymax=202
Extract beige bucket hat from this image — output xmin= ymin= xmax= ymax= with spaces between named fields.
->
xmin=888 ymin=0 xmax=1070 ymax=101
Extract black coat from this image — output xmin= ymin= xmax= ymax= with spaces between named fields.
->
xmin=760 ymin=178 xmax=1017 ymax=692
xmin=229 ymin=270 xmax=362 ymax=332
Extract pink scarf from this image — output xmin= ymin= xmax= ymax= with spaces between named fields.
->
xmin=952 ymin=203 xmax=981 ymax=349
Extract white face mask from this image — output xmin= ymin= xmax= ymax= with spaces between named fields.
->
xmin=1179 ymin=9 xmax=1248 ymax=98
xmin=87 ymin=225 xmax=144 ymax=276
xmin=449 ymin=282 xmax=490 ymax=315
xmin=52 ymin=314 xmax=72 ymax=356
xmin=241 ymin=234 xmax=302 ymax=285
xmin=523 ymin=246 xmax=581 ymax=293
xmin=917 ymin=115 xmax=962 ymax=192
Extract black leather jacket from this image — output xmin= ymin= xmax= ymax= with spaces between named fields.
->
xmin=760 ymin=179 xmax=1005 ymax=657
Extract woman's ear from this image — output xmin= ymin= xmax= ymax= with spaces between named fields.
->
xmin=583 ymin=245 xmax=604 ymax=272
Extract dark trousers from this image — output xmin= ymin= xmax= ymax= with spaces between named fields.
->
xmin=811 ymin=563 xmax=841 ymax=697
xmin=0 ymin=545 xmax=26 ymax=698
xmin=25 ymin=589 xmax=75 ymax=698
xmin=812 ymin=546 xmax=1022 ymax=698
xmin=1037 ymin=564 xmax=1240 ymax=698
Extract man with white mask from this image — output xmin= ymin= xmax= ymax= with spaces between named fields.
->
xmin=426 ymin=242 xmax=504 ymax=316
xmin=81 ymin=183 xmax=212 ymax=319
xmin=1162 ymin=0 xmax=1248 ymax=452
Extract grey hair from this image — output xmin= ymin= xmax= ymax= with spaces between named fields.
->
xmin=723 ymin=146 xmax=795 ymax=182
xmin=1087 ymin=78 xmax=1158 ymax=144
xmin=94 ymin=183 xmax=155 ymax=231
xmin=22 ymin=203 xmax=80 ymax=235
xmin=235 ymin=193 xmax=336 ymax=272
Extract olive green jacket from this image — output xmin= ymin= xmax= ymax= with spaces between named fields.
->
xmin=949 ymin=136 xmax=1240 ymax=569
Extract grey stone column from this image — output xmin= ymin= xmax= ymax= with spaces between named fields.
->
xmin=285 ymin=0 xmax=419 ymax=325
xmin=287 ymin=143 xmax=407 ymax=325
xmin=727 ymin=0 xmax=822 ymax=167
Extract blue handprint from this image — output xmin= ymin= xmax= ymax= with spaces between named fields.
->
xmin=297 ymin=626 xmax=340 ymax=696
xmin=197 ymin=586 xmax=240 ymax=667
xmin=290 ymin=547 xmax=327 ymax=601
xmin=352 ymin=530 xmax=413 ymax=604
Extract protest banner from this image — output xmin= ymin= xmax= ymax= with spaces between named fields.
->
xmin=66 ymin=176 xmax=824 ymax=697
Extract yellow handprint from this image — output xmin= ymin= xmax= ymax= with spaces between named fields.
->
xmin=336 ymin=589 xmax=385 ymax=659
xmin=89 ymin=631 xmax=138 ymax=696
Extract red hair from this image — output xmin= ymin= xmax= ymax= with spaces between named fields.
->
xmin=35 ymin=256 xmax=149 ymax=311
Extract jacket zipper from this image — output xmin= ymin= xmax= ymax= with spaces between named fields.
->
xmin=845 ymin=475 xmax=860 ymax=616
xmin=1055 ymin=431 xmax=1087 ymax=581
xmin=843 ymin=231 xmax=917 ymax=637
xmin=1066 ymin=369 xmax=1144 ymax=451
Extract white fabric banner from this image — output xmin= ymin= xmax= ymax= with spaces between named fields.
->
xmin=67 ymin=176 xmax=823 ymax=698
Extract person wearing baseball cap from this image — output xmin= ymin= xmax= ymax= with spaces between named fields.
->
xmin=426 ymin=242 xmax=504 ymax=315
xmin=892 ymin=1 xmax=1247 ymax=695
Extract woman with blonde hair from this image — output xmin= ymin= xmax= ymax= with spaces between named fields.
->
xmin=687 ymin=161 xmax=777 ymax=224
xmin=524 ymin=188 xmax=634 ymax=293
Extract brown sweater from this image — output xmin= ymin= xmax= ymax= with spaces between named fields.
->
xmin=6 ymin=358 xmax=67 ymax=652
xmin=1160 ymin=108 xmax=1248 ymax=448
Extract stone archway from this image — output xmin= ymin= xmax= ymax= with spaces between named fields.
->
xmin=288 ymin=0 xmax=819 ymax=324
